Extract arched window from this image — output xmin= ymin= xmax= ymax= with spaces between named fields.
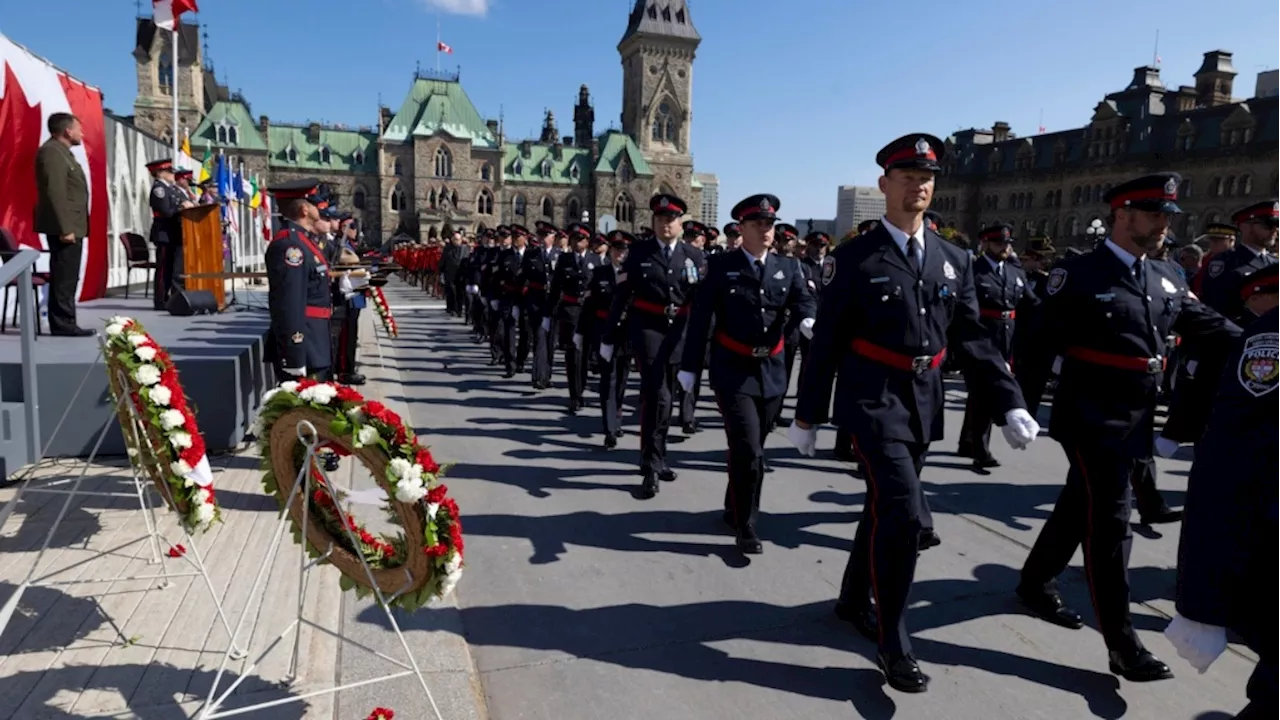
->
xmin=216 ymin=125 xmax=227 ymax=143
xmin=450 ymin=189 xmax=458 ymax=208
xmin=157 ymin=55 xmax=173 ymax=90
xmin=1210 ymin=177 xmax=1222 ymax=197
xmin=566 ymin=196 xmax=582 ymax=222
xmin=512 ymin=158 xmax=524 ymax=175
xmin=652 ymin=101 xmax=677 ymax=142
xmin=1225 ymin=176 xmax=1237 ymax=196
xmin=353 ymin=186 xmax=367 ymax=210
xmin=480 ymin=163 xmax=492 ymax=181
xmin=286 ymin=146 xmax=298 ymax=163
xmin=319 ymin=146 xmax=331 ymax=164
xmin=540 ymin=159 xmax=553 ymax=177
xmin=476 ymin=188 xmax=494 ymax=215
xmin=1241 ymin=174 xmax=1253 ymax=196
xmin=434 ymin=146 xmax=452 ymax=178
xmin=541 ymin=197 xmax=554 ymax=218
xmin=429 ymin=189 xmax=438 ymax=209
xmin=228 ymin=126 xmax=238 ymax=144
xmin=390 ymin=184 xmax=406 ymax=212
xmin=569 ymin=164 xmax=580 ymax=181
xmin=615 ymin=193 xmax=635 ymax=224
xmin=513 ymin=194 xmax=527 ymax=216
xmin=393 ymin=157 xmax=403 ymax=176
xmin=354 ymin=149 xmax=365 ymax=165
xmin=1067 ymin=216 xmax=1080 ymax=236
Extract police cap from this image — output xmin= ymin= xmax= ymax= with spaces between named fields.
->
xmin=564 ymin=221 xmax=592 ymax=239
xmin=650 ymin=194 xmax=687 ymax=216
xmin=731 ymin=194 xmax=781 ymax=223
xmin=979 ymin=223 xmax=1015 ymax=244
xmin=496 ymin=225 xmax=512 ymax=238
xmin=924 ymin=210 xmax=943 ymax=232
xmin=707 ymin=226 xmax=721 ymax=241
xmin=1240 ymin=263 xmax=1278 ymax=299
xmin=1202 ymin=222 xmax=1238 ymax=238
xmin=1231 ymin=199 xmax=1279 ymax=227
xmin=875 ymin=133 xmax=944 ymax=173
xmin=682 ymin=220 xmax=708 ymax=238
xmin=174 ymin=168 xmax=193 ymax=179
xmin=857 ymin=219 xmax=880 ymax=234
xmin=723 ymin=222 xmax=741 ymax=238
xmin=534 ymin=220 xmax=559 ymax=236
xmin=1103 ymin=172 xmax=1182 ymax=214
xmin=145 ymin=158 xmax=174 ymax=174
xmin=594 ymin=232 xmax=609 ymax=246
xmin=509 ymin=223 xmax=530 ymax=238
xmin=774 ymin=223 xmax=799 ymax=241
xmin=804 ymin=231 xmax=831 ymax=246
xmin=607 ymin=230 xmax=636 ymax=248
xmin=271 ymin=178 xmax=324 ymax=203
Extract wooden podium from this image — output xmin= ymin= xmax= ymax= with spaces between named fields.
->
xmin=179 ymin=204 xmax=226 ymax=310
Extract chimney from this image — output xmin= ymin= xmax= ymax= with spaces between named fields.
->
xmin=486 ymin=119 xmax=499 ymax=136
xmin=1128 ymin=65 xmax=1163 ymax=90
xmin=1194 ymin=50 xmax=1237 ymax=107
xmin=259 ymin=115 xmax=270 ymax=132
xmin=1175 ymin=85 xmax=1198 ymax=112
xmin=519 ymin=140 xmax=532 ymax=157
xmin=379 ymin=106 xmax=394 ymax=133
xmin=552 ymin=141 xmax=563 ymax=160
xmin=307 ymin=122 xmax=322 ymax=144
xmin=992 ymin=121 xmax=1011 ymax=143
xmin=562 ymin=135 xmax=573 ymax=146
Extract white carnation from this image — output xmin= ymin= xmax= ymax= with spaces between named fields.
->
xmin=135 ymin=346 xmax=158 ymax=362
xmin=346 ymin=406 xmax=366 ymax=422
xmin=401 ymin=463 xmax=424 ymax=484
xmin=446 ymin=553 xmax=463 ymax=574
xmin=426 ymin=502 xmax=440 ymax=520
xmin=105 ymin=323 xmax=125 ymax=337
xmin=194 ymin=502 xmax=216 ymax=527
xmin=388 ymin=458 xmax=412 ymax=479
xmin=299 ymin=383 xmax=337 ymax=405
xmin=134 ymin=364 xmax=161 ymax=386
xmin=148 ymin=385 xmax=172 ymax=406
xmin=169 ymin=431 xmax=193 ymax=450
xmin=438 ymin=566 xmax=462 ymax=597
xmin=127 ymin=448 xmax=139 ymax=458
xmin=127 ymin=333 xmax=149 ymax=347
xmin=280 ymin=381 xmax=300 ymax=393
xmin=394 ymin=479 xmax=427 ymax=503
xmin=108 ymin=315 xmax=131 ymax=325
xmin=355 ymin=425 xmax=379 ymax=447
xmin=172 ymin=459 xmax=194 ymax=478
xmin=195 ymin=488 xmax=212 ymax=505
xmin=160 ymin=409 xmax=186 ymax=430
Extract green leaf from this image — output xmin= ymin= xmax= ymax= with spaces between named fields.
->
xmin=339 ymin=574 xmax=355 ymax=591
xmin=328 ymin=417 xmax=350 ymax=436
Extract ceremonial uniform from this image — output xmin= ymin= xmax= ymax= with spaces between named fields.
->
xmin=496 ymin=229 xmax=530 ymax=377
xmin=265 ymin=179 xmax=333 ymax=383
xmin=578 ymin=231 xmax=635 ymax=446
xmin=1198 ymin=201 xmax=1278 ymax=318
xmin=1017 ymin=173 xmax=1240 ymax=681
xmin=794 ymin=134 xmax=1030 ymax=691
xmin=676 ymin=220 xmax=711 ymax=433
xmin=548 ymin=223 xmax=597 ymax=412
xmin=770 ymin=223 xmax=804 ymax=430
xmin=146 ymin=159 xmax=187 ymax=310
xmin=604 ymin=194 xmax=707 ymax=492
xmin=523 ymin=223 xmax=560 ymax=389
xmin=682 ymin=195 xmax=816 ymax=553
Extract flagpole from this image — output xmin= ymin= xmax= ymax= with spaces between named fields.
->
xmin=436 ymin=16 xmax=441 ymax=72
xmin=171 ymin=25 xmax=180 ymax=162
xmin=1153 ymin=29 xmax=1160 ymax=66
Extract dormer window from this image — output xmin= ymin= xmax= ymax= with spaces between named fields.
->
xmin=319 ymin=146 xmax=331 ymax=164
xmin=540 ymin=159 xmax=552 ymax=177
xmin=512 ymin=158 xmax=524 ymax=175
xmin=676 ymin=8 xmax=685 ymax=23
xmin=353 ymin=148 xmax=365 ymax=165
xmin=228 ymin=126 xmax=238 ymax=144
xmin=285 ymin=144 xmax=298 ymax=163
xmin=569 ymin=164 xmax=580 ymax=181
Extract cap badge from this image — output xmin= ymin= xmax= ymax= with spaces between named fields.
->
xmin=759 ymin=197 xmax=772 ymax=211
xmin=1164 ymin=177 xmax=1178 ymax=196
xmin=657 ymin=196 xmax=668 ymax=207
xmin=915 ymin=137 xmax=930 ymax=156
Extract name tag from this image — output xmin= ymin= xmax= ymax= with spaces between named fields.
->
xmin=870 ymin=276 xmax=890 ymax=284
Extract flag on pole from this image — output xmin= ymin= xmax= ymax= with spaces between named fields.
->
xmin=437 ymin=41 xmax=453 ymax=54
xmin=152 ymin=0 xmax=199 ymax=31
xmin=180 ymin=126 xmax=191 ymax=159
xmin=1038 ymin=125 xmax=1046 ymax=134
xmin=197 ymin=144 xmax=212 ymax=183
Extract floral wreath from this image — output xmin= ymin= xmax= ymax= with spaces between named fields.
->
xmin=369 ymin=287 xmax=399 ymax=338
xmin=254 ymin=379 xmax=462 ymax=611
xmin=102 ymin=316 xmax=220 ymax=533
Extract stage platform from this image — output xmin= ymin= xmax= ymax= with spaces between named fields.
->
xmin=0 ymin=292 xmax=272 ymax=478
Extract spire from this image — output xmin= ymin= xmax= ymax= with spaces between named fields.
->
xmin=620 ymin=1 xmax=701 ymax=46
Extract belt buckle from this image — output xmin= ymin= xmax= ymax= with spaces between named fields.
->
xmin=1002 ymin=310 xmax=1013 ymax=319
xmin=1146 ymin=356 xmax=1163 ymax=374
xmin=751 ymin=346 xmax=771 ymax=359
xmin=664 ymin=304 xmax=678 ymax=318
xmin=911 ymin=355 xmax=933 ymax=375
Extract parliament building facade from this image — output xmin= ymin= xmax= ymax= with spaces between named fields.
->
xmin=933 ymin=51 xmax=1278 ymax=246
xmin=129 ymin=1 xmax=706 ymax=242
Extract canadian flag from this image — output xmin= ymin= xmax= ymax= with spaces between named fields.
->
xmin=153 ymin=0 xmax=199 ymax=31
xmin=437 ymin=41 xmax=453 ymax=54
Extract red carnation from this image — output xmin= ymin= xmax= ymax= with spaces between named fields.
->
xmin=415 ymin=448 xmax=439 ymax=474
xmin=426 ymin=484 xmax=448 ymax=504
xmin=366 ymin=708 xmax=394 ymax=720
xmin=335 ymin=386 xmax=363 ymax=404
xmin=424 ymin=544 xmax=448 ymax=558
xmin=449 ymin=523 xmax=465 ymax=556
xmin=442 ymin=497 xmax=459 ymax=518
xmin=364 ymin=401 xmax=388 ymax=419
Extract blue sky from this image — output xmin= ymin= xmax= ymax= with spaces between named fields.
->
xmin=3 ymin=0 xmax=1277 ymax=224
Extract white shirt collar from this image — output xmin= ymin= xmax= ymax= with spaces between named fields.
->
xmin=1105 ymin=239 xmax=1140 ymax=268
xmin=740 ymin=247 xmax=768 ymax=265
xmin=984 ymin=254 xmax=1003 ymax=271
xmin=880 ymin=215 xmax=926 ymax=260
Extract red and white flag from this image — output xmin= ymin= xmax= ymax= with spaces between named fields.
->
xmin=153 ymin=0 xmax=199 ymax=31
xmin=437 ymin=41 xmax=454 ymax=54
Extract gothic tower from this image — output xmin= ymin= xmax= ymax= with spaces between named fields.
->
xmin=131 ymin=17 xmax=207 ymax=143
xmin=618 ymin=0 xmax=700 ymax=195
xmin=573 ymin=85 xmax=594 ymax=149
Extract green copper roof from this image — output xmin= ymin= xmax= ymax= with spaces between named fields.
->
xmin=502 ymin=143 xmax=591 ymax=185
xmin=383 ymin=75 xmax=497 ymax=148
xmin=594 ymin=130 xmax=652 ymax=175
xmin=190 ymin=100 xmax=268 ymax=151
xmin=267 ymin=125 xmax=378 ymax=172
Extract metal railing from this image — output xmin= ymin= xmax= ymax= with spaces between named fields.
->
xmin=0 ymin=248 xmax=42 ymax=465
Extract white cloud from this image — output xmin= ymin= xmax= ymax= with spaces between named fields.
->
xmin=418 ymin=0 xmax=490 ymax=16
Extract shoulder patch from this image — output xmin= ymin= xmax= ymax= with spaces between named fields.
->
xmin=284 ymin=246 xmax=304 ymax=267
xmin=821 ymin=257 xmax=837 ymax=286
xmin=153 ymin=186 xmax=165 ymax=198
xmin=1238 ymin=331 xmax=1278 ymax=397
xmin=1046 ymin=267 xmax=1067 ymax=295
xmin=1207 ymin=260 xmax=1225 ymax=278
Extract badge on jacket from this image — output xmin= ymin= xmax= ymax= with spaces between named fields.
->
xmin=1238 ymin=332 xmax=1278 ymax=397
xmin=942 ymin=261 xmax=956 ymax=280
xmin=822 ymin=258 xmax=836 ymax=286
xmin=1046 ymin=268 xmax=1067 ymax=295
xmin=285 ymin=246 xmax=304 ymax=267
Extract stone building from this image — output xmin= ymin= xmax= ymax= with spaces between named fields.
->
xmin=933 ymin=50 xmax=1279 ymax=248
xmin=130 ymin=0 xmax=708 ymax=242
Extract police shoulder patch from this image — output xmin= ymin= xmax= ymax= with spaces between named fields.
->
xmin=1046 ymin=267 xmax=1067 ymax=295
xmin=284 ymin=246 xmax=304 ymax=267
xmin=153 ymin=186 xmax=165 ymax=198
xmin=1238 ymin=331 xmax=1278 ymax=397
xmin=1207 ymin=260 xmax=1225 ymax=278
xmin=821 ymin=257 xmax=837 ymax=286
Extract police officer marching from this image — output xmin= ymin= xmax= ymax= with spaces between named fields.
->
xmin=496 ymin=225 xmax=531 ymax=378
xmin=265 ymin=178 xmax=333 ymax=384
xmin=603 ymin=194 xmax=707 ymax=499
xmin=146 ymin=158 xmax=194 ymax=310
xmin=788 ymin=133 xmax=1039 ymax=692
xmin=679 ymin=193 xmax=817 ymax=555
xmin=1016 ymin=172 xmax=1240 ymax=683
xmin=1198 ymin=200 xmax=1278 ymax=318
xmin=575 ymin=230 xmax=635 ymax=448
xmin=526 ymin=222 xmax=560 ymax=390
xmin=676 ymin=219 xmax=711 ymax=434
xmin=794 ymin=230 xmax=829 ymax=409
xmin=548 ymin=222 xmax=597 ymax=413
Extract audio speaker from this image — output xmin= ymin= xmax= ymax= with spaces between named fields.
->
xmin=166 ymin=289 xmax=219 ymax=316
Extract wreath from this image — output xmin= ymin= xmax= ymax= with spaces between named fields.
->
xmin=369 ymin=287 xmax=399 ymax=338
xmin=254 ymin=380 xmax=463 ymax=611
xmin=102 ymin=316 xmax=220 ymax=533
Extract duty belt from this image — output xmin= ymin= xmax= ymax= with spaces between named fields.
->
xmin=525 ymin=282 xmax=546 ymax=292
xmin=716 ymin=331 xmax=784 ymax=359
xmin=1066 ymin=347 xmax=1166 ymax=374
xmin=595 ymin=309 xmax=610 ymax=320
xmin=632 ymin=298 xmax=689 ymax=319
xmin=850 ymin=338 xmax=947 ymax=375
xmin=560 ymin=293 xmax=581 ymax=305
xmin=305 ymin=306 xmax=332 ymax=319
xmin=980 ymin=308 xmax=1016 ymax=319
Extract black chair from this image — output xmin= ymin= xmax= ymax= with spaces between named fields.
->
xmin=119 ymin=232 xmax=157 ymax=298
xmin=0 ymin=227 xmax=48 ymax=335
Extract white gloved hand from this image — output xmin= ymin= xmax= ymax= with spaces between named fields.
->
xmin=1155 ymin=436 xmax=1180 ymax=459
xmin=599 ymin=343 xmax=615 ymax=362
xmin=489 ymin=300 xmax=499 ymax=311
xmin=282 ymin=365 xmax=307 ymax=377
xmin=572 ymin=333 xmax=583 ymax=350
xmin=1164 ymin=614 xmax=1228 ymax=673
xmin=540 ymin=317 xmax=551 ymax=333
xmin=348 ymin=274 xmax=369 ymax=290
xmin=511 ymin=306 xmax=521 ymax=321
xmin=339 ymin=272 xmax=355 ymax=298
xmin=787 ymin=420 xmax=818 ymax=457
xmin=466 ymin=284 xmax=476 ymax=295
xmin=799 ymin=317 xmax=816 ymax=340
xmin=677 ymin=370 xmax=696 ymax=394
xmin=1001 ymin=408 xmax=1040 ymax=450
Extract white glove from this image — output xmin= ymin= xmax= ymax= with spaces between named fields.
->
xmin=787 ymin=420 xmax=818 ymax=457
xmin=799 ymin=317 xmax=815 ymax=340
xmin=677 ymin=370 xmax=696 ymax=393
xmin=339 ymin=272 xmax=355 ymax=299
xmin=511 ymin=306 xmax=521 ymax=320
xmin=1001 ymin=408 xmax=1039 ymax=450
xmin=1164 ymin=614 xmax=1228 ymax=673
xmin=282 ymin=365 xmax=307 ymax=377
xmin=572 ymin=333 xmax=583 ymax=350
xmin=1155 ymin=436 xmax=1180 ymax=459
xmin=465 ymin=284 xmax=475 ymax=295
xmin=540 ymin=317 xmax=551 ymax=333
xmin=599 ymin=343 xmax=615 ymax=362
xmin=489 ymin=300 xmax=499 ymax=310
xmin=348 ymin=274 xmax=369 ymax=290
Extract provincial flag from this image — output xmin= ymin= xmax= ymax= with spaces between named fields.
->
xmin=437 ymin=41 xmax=453 ymax=54
xmin=152 ymin=0 xmax=199 ymax=31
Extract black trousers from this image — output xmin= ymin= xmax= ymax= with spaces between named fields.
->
xmin=558 ymin=319 xmax=588 ymax=405
xmin=717 ymin=391 xmax=784 ymax=530
xmin=958 ymin=392 xmax=995 ymax=460
xmin=331 ymin=308 xmax=360 ymax=376
xmin=840 ymin=434 xmax=930 ymax=656
xmin=1021 ymin=441 xmax=1141 ymax=654
xmin=773 ymin=337 xmax=800 ymax=426
xmin=528 ymin=312 xmax=553 ymax=385
xmin=676 ymin=374 xmax=701 ymax=425
xmin=599 ymin=346 xmax=632 ymax=437
xmin=471 ymin=293 xmax=486 ymax=336
xmin=638 ymin=358 xmax=677 ymax=474
xmin=487 ymin=302 xmax=503 ymax=361
xmin=1129 ymin=455 xmax=1171 ymax=515
xmin=501 ymin=305 xmax=528 ymax=372
xmin=443 ymin=275 xmax=459 ymax=313
xmin=47 ymin=237 xmax=82 ymax=333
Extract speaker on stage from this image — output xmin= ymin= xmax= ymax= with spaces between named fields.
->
xmin=167 ymin=289 xmax=219 ymax=316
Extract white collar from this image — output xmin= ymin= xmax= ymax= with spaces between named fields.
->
xmin=740 ymin=247 xmax=768 ymax=265
xmin=984 ymin=254 xmax=1003 ymax=271
xmin=880 ymin=215 xmax=926 ymax=259
xmin=1105 ymin=239 xmax=1140 ymax=268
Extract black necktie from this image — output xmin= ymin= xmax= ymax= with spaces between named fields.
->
xmin=663 ymin=244 xmax=672 ymax=262
xmin=755 ymin=259 xmax=765 ymax=281
xmin=907 ymin=237 xmax=922 ymax=273
xmin=1133 ymin=259 xmax=1145 ymax=286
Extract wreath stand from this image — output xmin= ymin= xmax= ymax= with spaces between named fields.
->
xmin=0 ymin=336 xmax=244 ymax=661
xmin=197 ymin=419 xmax=444 ymax=720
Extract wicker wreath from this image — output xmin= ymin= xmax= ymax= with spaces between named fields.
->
xmin=255 ymin=380 xmax=463 ymax=611
xmin=102 ymin=316 xmax=220 ymax=533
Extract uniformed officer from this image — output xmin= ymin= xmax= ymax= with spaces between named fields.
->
xmin=497 ymin=225 xmax=530 ymax=378
xmin=548 ymin=222 xmax=597 ymax=413
xmin=576 ymin=230 xmax=635 ymax=448
xmin=1198 ymin=200 xmax=1277 ymax=317
xmin=723 ymin=222 xmax=742 ymax=252
xmin=680 ymin=194 xmax=817 ymax=554
xmin=467 ymin=230 xmax=493 ymax=341
xmin=795 ymin=230 xmax=829 ymax=403
xmin=1016 ymin=172 xmax=1240 ymax=683
xmin=1165 ymin=306 xmax=1276 ymax=718
xmin=174 ymin=168 xmax=197 ymax=202
xmin=332 ymin=212 xmax=367 ymax=385
xmin=676 ymin=219 xmax=712 ymax=433
xmin=957 ymin=223 xmax=1040 ymax=469
xmin=266 ymin=178 xmax=333 ymax=383
xmin=525 ymin=221 xmax=560 ymax=389
xmin=1190 ymin=222 xmax=1237 ymax=297
xmin=603 ymin=194 xmax=707 ymax=498
xmin=789 ymin=133 xmax=1039 ymax=692
xmin=146 ymin=158 xmax=193 ymax=310
xmin=483 ymin=227 xmax=513 ymax=361
xmin=770 ymin=222 xmax=803 ymax=430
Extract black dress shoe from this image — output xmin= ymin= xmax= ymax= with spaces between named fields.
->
xmin=762 ymin=459 xmax=775 ymax=473
xmin=636 ymin=473 xmax=659 ymax=499
xmin=1015 ymin=584 xmax=1084 ymax=629
xmin=613 ymin=429 xmax=625 ymax=438
xmin=658 ymin=468 xmax=677 ymax=482
xmin=877 ymin=652 xmax=930 ymax=693
xmin=833 ymin=602 xmax=878 ymax=642
xmin=1139 ymin=506 xmax=1183 ymax=525
xmin=603 ymin=434 xmax=617 ymax=449
xmin=973 ymin=455 xmax=1001 ymax=469
xmin=775 ymin=416 xmax=790 ymax=428
xmin=682 ymin=421 xmax=698 ymax=435
xmin=919 ymin=529 xmax=942 ymax=551
xmin=833 ymin=445 xmax=856 ymax=462
xmin=1108 ymin=648 xmax=1173 ymax=682
xmin=52 ymin=327 xmax=94 ymax=337
xmin=502 ymin=369 xmax=516 ymax=379
xmin=736 ymin=525 xmax=763 ymax=554
xmin=339 ymin=373 xmax=367 ymax=385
